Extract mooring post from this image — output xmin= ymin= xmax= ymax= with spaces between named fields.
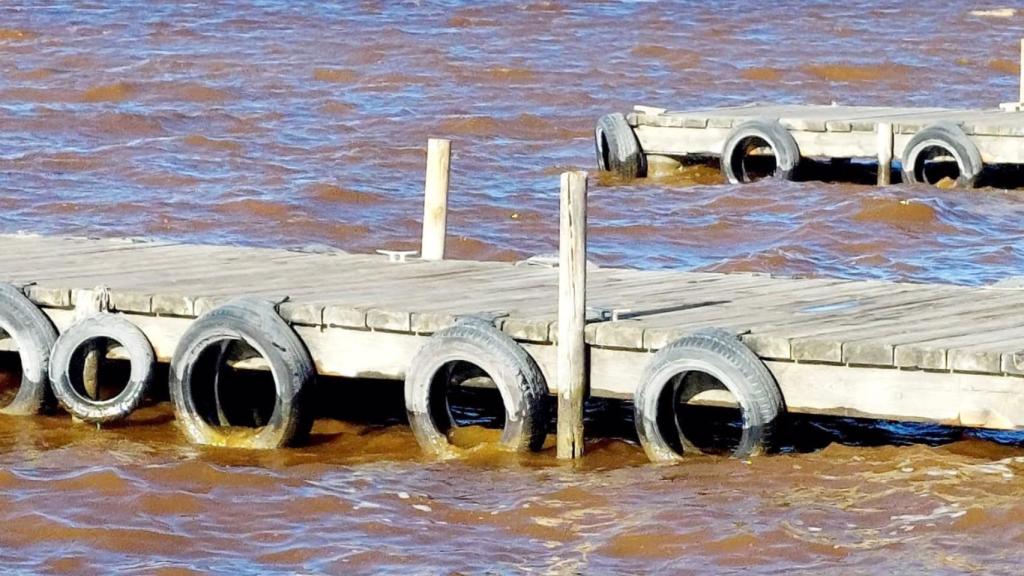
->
xmin=420 ymin=138 xmax=451 ymax=261
xmin=1019 ymin=38 xmax=1024 ymax=104
xmin=876 ymin=122 xmax=893 ymax=186
xmin=74 ymin=286 xmax=110 ymax=403
xmin=82 ymin=345 xmax=101 ymax=400
xmin=556 ymin=170 xmax=588 ymax=460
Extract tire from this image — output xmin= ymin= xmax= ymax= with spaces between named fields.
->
xmin=48 ymin=314 xmax=155 ymax=423
xmin=901 ymin=122 xmax=982 ymax=188
xmin=0 ymin=283 xmax=58 ymax=415
xmin=720 ymin=119 xmax=801 ymax=184
xmin=404 ymin=319 xmax=549 ymax=457
xmin=169 ymin=296 xmax=315 ymax=449
xmin=634 ymin=328 xmax=784 ymax=461
xmin=595 ymin=113 xmax=646 ymax=179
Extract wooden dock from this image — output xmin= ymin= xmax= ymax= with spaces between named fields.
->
xmin=3 ymin=137 xmax=1023 ymax=460
xmin=4 ymin=233 xmax=1024 ymax=435
xmin=597 ymin=103 xmax=1024 ymax=187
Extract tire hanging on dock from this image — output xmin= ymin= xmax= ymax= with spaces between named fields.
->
xmin=901 ymin=121 xmax=982 ymax=188
xmin=720 ymin=119 xmax=801 ymax=184
xmin=633 ymin=328 xmax=784 ymax=461
xmin=169 ymin=296 xmax=315 ymax=449
xmin=48 ymin=314 xmax=155 ymax=423
xmin=0 ymin=283 xmax=58 ymax=416
xmin=404 ymin=318 xmax=549 ymax=457
xmin=595 ymin=112 xmax=646 ymax=179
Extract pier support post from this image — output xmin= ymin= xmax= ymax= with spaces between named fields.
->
xmin=73 ymin=286 xmax=110 ymax=404
xmin=876 ymin=122 xmax=893 ymax=186
xmin=556 ymin=171 xmax=588 ymax=460
xmin=420 ymin=138 xmax=451 ymax=261
xmin=1000 ymin=39 xmax=1024 ymax=111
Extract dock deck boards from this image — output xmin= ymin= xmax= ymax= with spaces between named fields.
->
xmin=631 ymin=104 xmax=1024 ymax=136
xmin=3 ymin=234 xmax=1024 ymax=429
xmin=628 ymin=103 xmax=1024 ymax=163
xmin=4 ymin=233 xmax=1023 ymax=371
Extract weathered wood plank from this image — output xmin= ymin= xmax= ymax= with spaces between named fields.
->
xmin=630 ymin=103 xmax=1024 ymax=163
xmin=8 ymin=234 xmax=1024 ymax=435
xmin=556 ymin=171 xmax=588 ymax=459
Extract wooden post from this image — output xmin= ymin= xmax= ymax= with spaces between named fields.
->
xmin=82 ymin=343 xmax=101 ymax=400
xmin=420 ymin=138 xmax=451 ymax=261
xmin=556 ymin=171 xmax=587 ymax=460
xmin=876 ymin=122 xmax=893 ymax=186
xmin=1019 ymin=38 xmax=1024 ymax=104
xmin=72 ymin=286 xmax=110 ymax=406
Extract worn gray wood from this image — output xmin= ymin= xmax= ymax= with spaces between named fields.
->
xmin=876 ymin=122 xmax=893 ymax=186
xmin=420 ymin=138 xmax=451 ymax=261
xmin=557 ymin=171 xmax=588 ymax=460
xmin=629 ymin=103 xmax=1024 ymax=164
xmin=3 ymin=234 xmax=1024 ymax=381
xmin=6 ymin=234 xmax=1024 ymax=432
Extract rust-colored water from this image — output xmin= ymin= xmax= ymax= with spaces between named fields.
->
xmin=3 ymin=2 xmax=1024 ymax=573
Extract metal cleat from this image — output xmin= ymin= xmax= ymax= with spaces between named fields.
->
xmin=517 ymin=253 xmax=558 ymax=268
xmin=593 ymin=308 xmax=632 ymax=322
xmin=376 ymin=249 xmax=417 ymax=263
xmin=516 ymin=253 xmax=600 ymax=270
xmin=587 ymin=307 xmax=632 ymax=322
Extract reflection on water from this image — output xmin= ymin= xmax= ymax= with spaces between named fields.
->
xmin=1 ymin=1 xmax=1024 ymax=573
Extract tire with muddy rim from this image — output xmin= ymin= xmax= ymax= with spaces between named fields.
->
xmin=48 ymin=314 xmax=155 ymax=423
xmin=404 ymin=318 xmax=549 ymax=457
xmin=169 ymin=296 xmax=315 ymax=449
xmin=595 ymin=112 xmax=646 ymax=179
xmin=0 ymin=283 xmax=59 ymax=415
xmin=901 ymin=121 xmax=982 ymax=188
xmin=633 ymin=328 xmax=784 ymax=461
xmin=720 ymin=119 xmax=801 ymax=184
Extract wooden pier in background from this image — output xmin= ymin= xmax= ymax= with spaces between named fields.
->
xmin=595 ymin=42 xmax=1024 ymax=188
xmin=630 ymin=103 xmax=1024 ymax=161
xmin=4 ymin=232 xmax=1024 ymax=432
xmin=597 ymin=103 xmax=1024 ymax=188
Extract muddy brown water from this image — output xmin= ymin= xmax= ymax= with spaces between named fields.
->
xmin=2 ymin=2 xmax=1024 ymax=574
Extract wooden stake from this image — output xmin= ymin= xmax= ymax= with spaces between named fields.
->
xmin=876 ymin=122 xmax=893 ymax=186
xmin=556 ymin=171 xmax=587 ymax=460
xmin=1019 ymin=38 xmax=1024 ymax=104
xmin=82 ymin=343 xmax=101 ymax=400
xmin=72 ymin=286 xmax=110 ymax=405
xmin=420 ymin=138 xmax=451 ymax=261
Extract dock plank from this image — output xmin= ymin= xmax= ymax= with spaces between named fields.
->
xmin=629 ymin=103 xmax=1024 ymax=163
xmin=5 ymin=235 xmax=1024 ymax=422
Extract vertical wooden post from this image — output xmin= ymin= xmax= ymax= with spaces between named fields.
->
xmin=1019 ymin=38 xmax=1024 ymax=104
xmin=420 ymin=138 xmax=451 ymax=261
xmin=72 ymin=286 xmax=109 ymax=406
xmin=556 ymin=170 xmax=587 ymax=460
xmin=876 ymin=122 xmax=893 ymax=186
xmin=82 ymin=344 xmax=101 ymax=400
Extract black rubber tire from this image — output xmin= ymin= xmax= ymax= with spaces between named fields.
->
xmin=404 ymin=319 xmax=549 ymax=457
xmin=634 ymin=328 xmax=784 ymax=461
xmin=169 ymin=296 xmax=315 ymax=449
xmin=595 ymin=112 xmax=646 ymax=179
xmin=48 ymin=314 xmax=155 ymax=423
xmin=720 ymin=119 xmax=801 ymax=184
xmin=901 ymin=121 xmax=982 ymax=188
xmin=0 ymin=283 xmax=58 ymax=415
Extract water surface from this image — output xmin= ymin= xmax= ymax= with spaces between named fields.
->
xmin=1 ymin=1 xmax=1024 ymax=573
